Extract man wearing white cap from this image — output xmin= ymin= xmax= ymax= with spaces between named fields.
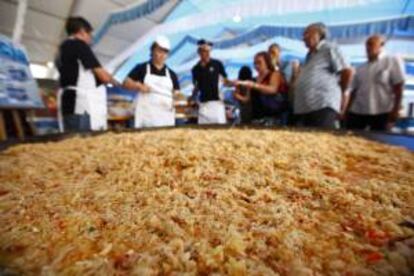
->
xmin=123 ymin=35 xmax=180 ymax=128
xmin=191 ymin=39 xmax=234 ymax=124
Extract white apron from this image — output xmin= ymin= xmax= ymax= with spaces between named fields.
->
xmin=87 ymin=85 xmax=107 ymax=131
xmin=134 ymin=64 xmax=175 ymax=128
xmin=198 ymin=100 xmax=227 ymax=125
xmin=57 ymin=61 xmax=107 ymax=132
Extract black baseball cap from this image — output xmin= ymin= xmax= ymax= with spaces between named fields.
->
xmin=197 ymin=39 xmax=214 ymax=47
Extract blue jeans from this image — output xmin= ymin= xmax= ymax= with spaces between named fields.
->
xmin=63 ymin=113 xmax=91 ymax=133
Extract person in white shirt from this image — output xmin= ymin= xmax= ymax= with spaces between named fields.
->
xmin=345 ymin=35 xmax=405 ymax=131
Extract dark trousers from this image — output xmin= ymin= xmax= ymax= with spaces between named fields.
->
xmin=346 ymin=112 xmax=389 ymax=131
xmin=63 ymin=113 xmax=91 ymax=133
xmin=295 ymin=108 xmax=338 ymax=129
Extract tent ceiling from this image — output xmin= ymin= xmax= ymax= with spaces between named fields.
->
xmin=92 ymin=0 xmax=181 ymax=65
xmin=0 ymin=0 xmax=412 ymax=72
xmin=1 ymin=0 xmax=76 ymax=64
xmin=0 ymin=0 xmax=175 ymax=65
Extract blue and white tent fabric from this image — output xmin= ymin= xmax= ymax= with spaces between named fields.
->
xmin=95 ymin=0 xmax=414 ymax=114
xmin=0 ymin=34 xmax=43 ymax=109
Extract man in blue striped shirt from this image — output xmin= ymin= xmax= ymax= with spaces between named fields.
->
xmin=294 ymin=23 xmax=353 ymax=128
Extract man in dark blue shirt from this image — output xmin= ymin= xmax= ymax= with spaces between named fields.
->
xmin=191 ymin=39 xmax=234 ymax=124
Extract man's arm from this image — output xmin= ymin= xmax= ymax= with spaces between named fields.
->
xmin=329 ymin=45 xmax=353 ymax=116
xmin=189 ymin=85 xmax=199 ymax=106
xmin=290 ymin=60 xmax=301 ymax=87
xmin=77 ymin=41 xmax=120 ymax=87
xmin=389 ymin=83 xmax=404 ymax=122
xmin=170 ymin=69 xmax=181 ymax=96
xmin=218 ymin=61 xmax=235 ymax=87
xmin=189 ymin=69 xmax=199 ymax=104
xmin=93 ymin=68 xmax=121 ymax=86
xmin=388 ymin=57 xmax=406 ymax=123
xmin=223 ymin=78 xmax=236 ymax=87
xmin=122 ymin=77 xmax=150 ymax=93
xmin=342 ymin=88 xmax=356 ymax=118
xmin=237 ymin=72 xmax=281 ymax=95
xmin=339 ymin=68 xmax=353 ymax=115
xmin=339 ymin=68 xmax=353 ymax=93
xmin=121 ymin=64 xmax=150 ymax=93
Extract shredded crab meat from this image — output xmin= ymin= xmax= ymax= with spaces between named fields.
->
xmin=0 ymin=129 xmax=413 ymax=275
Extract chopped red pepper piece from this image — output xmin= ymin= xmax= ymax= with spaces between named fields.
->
xmin=365 ymin=251 xmax=383 ymax=264
xmin=365 ymin=229 xmax=390 ymax=246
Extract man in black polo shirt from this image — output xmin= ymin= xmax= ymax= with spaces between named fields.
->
xmin=190 ymin=39 xmax=234 ymax=124
xmin=56 ymin=17 xmax=119 ymax=132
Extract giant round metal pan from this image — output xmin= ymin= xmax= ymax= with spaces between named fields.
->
xmin=0 ymin=125 xmax=413 ymax=152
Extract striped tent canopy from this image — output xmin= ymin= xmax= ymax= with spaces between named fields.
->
xmin=100 ymin=0 xmax=414 ymax=113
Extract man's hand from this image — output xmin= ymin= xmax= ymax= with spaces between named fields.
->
xmin=385 ymin=108 xmax=400 ymax=130
xmin=339 ymin=68 xmax=353 ymax=95
xmin=338 ymin=110 xmax=347 ymax=122
xmin=93 ymin=67 xmax=120 ymax=86
xmin=237 ymin=80 xmax=255 ymax=89
xmin=339 ymin=91 xmax=351 ymax=122
xmin=122 ymin=78 xmax=151 ymax=93
xmin=140 ymin=84 xmax=151 ymax=93
xmin=223 ymin=78 xmax=237 ymax=87
xmin=388 ymin=108 xmax=400 ymax=123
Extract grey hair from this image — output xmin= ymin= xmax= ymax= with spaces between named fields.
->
xmin=268 ymin=43 xmax=281 ymax=50
xmin=307 ymin=22 xmax=329 ymax=40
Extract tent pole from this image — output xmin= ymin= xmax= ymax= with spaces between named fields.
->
xmin=12 ymin=0 xmax=28 ymax=44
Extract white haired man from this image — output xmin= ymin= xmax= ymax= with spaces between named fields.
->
xmin=294 ymin=22 xmax=353 ymax=128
